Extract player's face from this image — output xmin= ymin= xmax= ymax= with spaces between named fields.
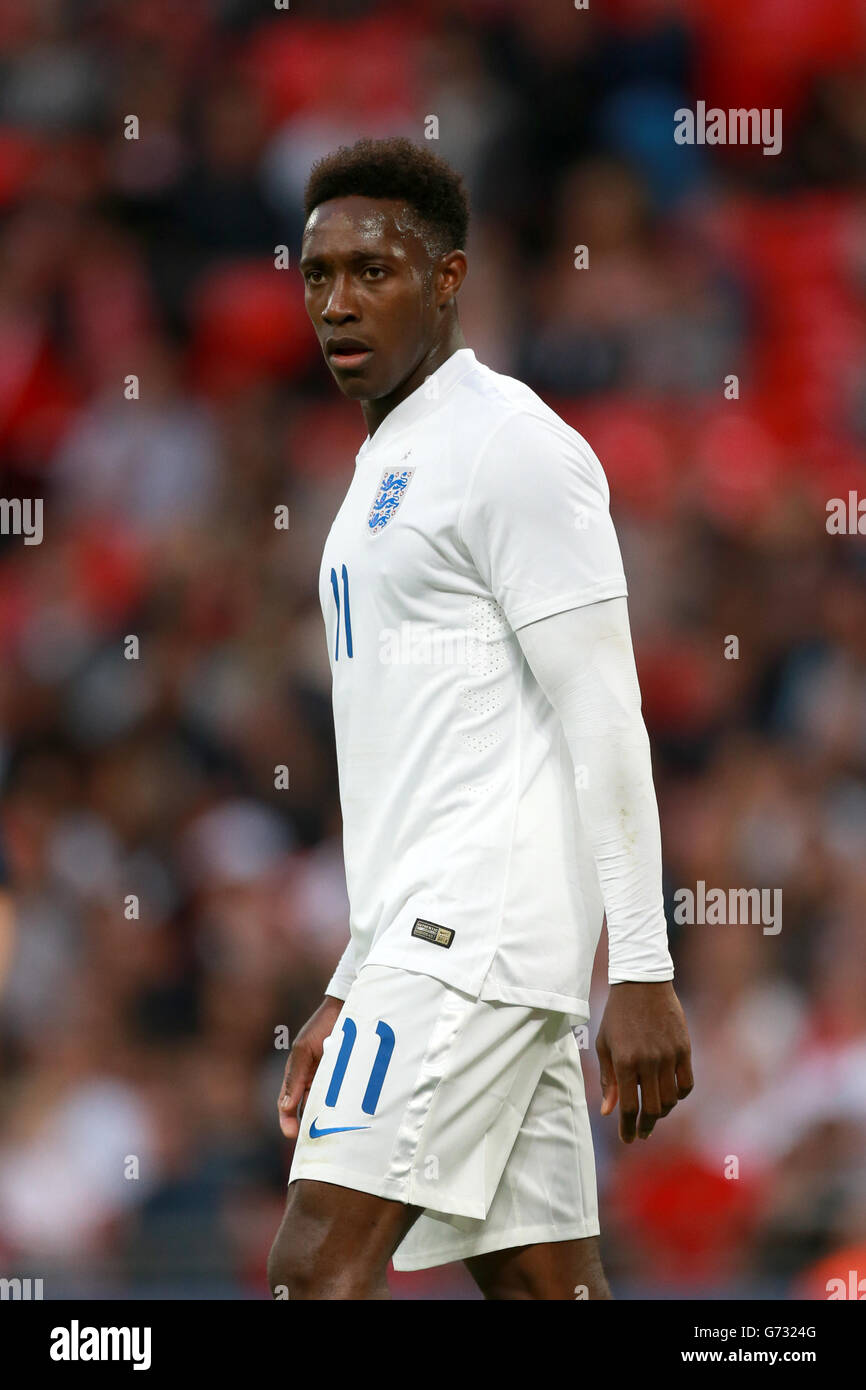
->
xmin=300 ymin=196 xmax=442 ymax=401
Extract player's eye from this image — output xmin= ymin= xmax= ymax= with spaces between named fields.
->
xmin=362 ymin=266 xmax=386 ymax=280
xmin=304 ymin=271 xmax=324 ymax=285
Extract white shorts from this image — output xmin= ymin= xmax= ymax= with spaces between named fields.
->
xmin=288 ymin=963 xmax=600 ymax=1271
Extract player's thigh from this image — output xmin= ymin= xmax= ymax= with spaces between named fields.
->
xmin=465 ymin=1235 xmax=611 ymax=1301
xmin=269 ymin=1177 xmax=423 ymax=1291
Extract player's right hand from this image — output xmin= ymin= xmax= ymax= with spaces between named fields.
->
xmin=277 ymin=995 xmax=344 ymax=1139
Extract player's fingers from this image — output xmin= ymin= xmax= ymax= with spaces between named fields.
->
xmin=675 ymin=1051 xmax=695 ymax=1100
xmin=278 ymin=1048 xmax=311 ymax=1138
xmin=278 ymin=1050 xmax=294 ymax=1100
xmin=596 ymin=1038 xmax=617 ymax=1116
xmin=636 ymin=1064 xmax=662 ymax=1139
xmin=658 ymin=1059 xmax=680 ymax=1117
xmin=297 ymin=1081 xmax=313 ymax=1122
xmin=615 ymin=1063 xmax=640 ymax=1144
xmin=601 ymin=1076 xmax=618 ymax=1118
xmin=277 ymin=1054 xmax=296 ymax=1110
xmin=278 ymin=1092 xmax=301 ymax=1139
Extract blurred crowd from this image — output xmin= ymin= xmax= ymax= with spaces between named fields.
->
xmin=0 ymin=0 xmax=865 ymax=1299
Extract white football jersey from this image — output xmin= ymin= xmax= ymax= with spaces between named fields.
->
xmin=319 ymin=348 xmax=629 ymax=1021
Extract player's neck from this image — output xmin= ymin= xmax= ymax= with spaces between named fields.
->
xmin=362 ymin=328 xmax=467 ymax=439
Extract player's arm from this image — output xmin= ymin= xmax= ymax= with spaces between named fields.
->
xmin=515 ymin=597 xmax=693 ymax=1142
xmin=460 ymin=412 xmax=692 ymax=1144
xmin=277 ymin=937 xmax=355 ymax=1138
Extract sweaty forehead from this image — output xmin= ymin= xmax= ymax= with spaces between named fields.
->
xmin=303 ymin=197 xmax=438 ymax=261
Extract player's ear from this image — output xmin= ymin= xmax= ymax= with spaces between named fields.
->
xmin=436 ymin=249 xmax=467 ymax=304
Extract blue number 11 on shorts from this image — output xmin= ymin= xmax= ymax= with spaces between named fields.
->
xmin=324 ymin=1016 xmax=395 ymax=1115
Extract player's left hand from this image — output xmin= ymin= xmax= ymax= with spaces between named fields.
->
xmin=595 ymin=980 xmax=693 ymax=1143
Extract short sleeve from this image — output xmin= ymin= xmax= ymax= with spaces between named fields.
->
xmin=458 ymin=410 xmax=628 ymax=631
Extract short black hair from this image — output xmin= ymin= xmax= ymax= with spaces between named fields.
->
xmin=303 ymin=136 xmax=469 ymax=258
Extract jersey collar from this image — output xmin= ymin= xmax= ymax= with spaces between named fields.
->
xmin=355 ymin=347 xmax=477 ymax=463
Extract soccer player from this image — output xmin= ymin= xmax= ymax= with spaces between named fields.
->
xmin=268 ymin=137 xmax=693 ymax=1301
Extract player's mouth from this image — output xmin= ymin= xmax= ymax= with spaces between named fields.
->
xmin=327 ymin=338 xmax=373 ymax=370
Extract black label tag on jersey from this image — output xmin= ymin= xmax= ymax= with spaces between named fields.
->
xmin=411 ymin=918 xmax=454 ymax=949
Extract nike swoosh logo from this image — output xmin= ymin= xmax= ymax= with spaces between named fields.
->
xmin=309 ymin=1117 xmax=371 ymax=1139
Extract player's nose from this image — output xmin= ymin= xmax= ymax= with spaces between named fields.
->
xmin=322 ymin=273 xmax=359 ymax=323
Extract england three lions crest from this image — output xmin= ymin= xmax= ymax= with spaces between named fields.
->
xmin=367 ymin=467 xmax=415 ymax=535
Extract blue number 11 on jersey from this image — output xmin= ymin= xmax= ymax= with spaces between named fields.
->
xmin=329 ymin=563 xmax=353 ymax=659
